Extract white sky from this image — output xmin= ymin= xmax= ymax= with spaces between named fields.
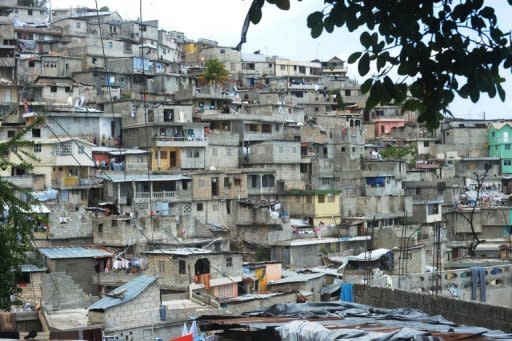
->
xmin=53 ymin=0 xmax=512 ymax=120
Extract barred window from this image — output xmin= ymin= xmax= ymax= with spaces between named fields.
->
xmin=56 ymin=142 xmax=72 ymax=156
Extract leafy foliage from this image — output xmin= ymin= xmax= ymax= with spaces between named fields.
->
xmin=246 ymin=0 xmax=512 ymax=129
xmin=198 ymin=59 xmax=230 ymax=86
xmin=379 ymin=146 xmax=414 ymax=160
xmin=0 ymin=123 xmax=40 ymax=310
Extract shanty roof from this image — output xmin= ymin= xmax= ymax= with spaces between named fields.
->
xmin=267 ymin=272 xmax=325 ymax=285
xmin=98 ymin=174 xmax=191 ymax=183
xmin=272 ymin=236 xmax=370 ymax=247
xmin=38 ymin=247 xmax=113 ymax=259
xmin=20 ymin=264 xmax=47 ymax=273
xmin=89 ymin=275 xmax=157 ymax=311
xmin=143 ymin=248 xmax=213 ymax=256
xmin=92 ymin=146 xmax=149 ymax=155
xmin=198 ymin=302 xmax=512 ymax=340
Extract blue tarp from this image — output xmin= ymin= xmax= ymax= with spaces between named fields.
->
xmin=340 ymin=283 xmax=353 ymax=302
xmin=366 ymin=177 xmax=385 ymax=187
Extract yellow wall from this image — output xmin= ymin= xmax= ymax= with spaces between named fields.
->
xmin=313 ymin=193 xmax=340 ymax=225
xmin=183 ymin=42 xmax=199 ymax=56
xmin=151 ymin=147 xmax=180 ymax=171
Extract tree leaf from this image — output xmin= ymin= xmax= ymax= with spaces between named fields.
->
xmin=360 ymin=78 xmax=373 ymax=94
xmin=311 ymin=22 xmax=323 ymax=38
xmin=307 ymin=11 xmax=323 ymax=27
xmin=347 ymin=51 xmax=362 ymax=64
xmin=324 ymin=16 xmax=334 ymax=33
xmin=249 ymin=2 xmax=263 ymax=24
xmin=376 ymin=52 xmax=389 ymax=71
xmin=273 ymin=0 xmax=290 ymax=10
xmin=360 ymin=31 xmax=371 ymax=48
xmin=358 ymin=53 xmax=370 ymax=76
xmin=497 ymin=84 xmax=506 ymax=101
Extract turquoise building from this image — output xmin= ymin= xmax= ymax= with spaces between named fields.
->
xmin=488 ymin=122 xmax=512 ymax=174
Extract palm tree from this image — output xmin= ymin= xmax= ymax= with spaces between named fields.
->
xmin=198 ymin=59 xmax=229 ymax=88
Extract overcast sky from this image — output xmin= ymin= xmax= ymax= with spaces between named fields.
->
xmin=54 ymin=0 xmax=511 ymax=120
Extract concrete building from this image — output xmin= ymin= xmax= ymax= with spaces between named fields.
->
xmin=144 ymin=248 xmax=243 ymax=298
xmin=38 ymin=246 xmax=113 ymax=296
xmin=271 ymin=236 xmax=370 ymax=268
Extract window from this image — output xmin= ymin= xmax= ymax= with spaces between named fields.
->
xmin=158 ymin=260 xmax=165 ymax=273
xmin=504 ymin=160 xmax=512 ymax=166
xmin=112 ymin=220 xmax=117 ymax=227
xmin=75 ymin=22 xmax=81 ymax=29
xmin=179 ymin=260 xmax=186 ymax=274
xmin=28 ymin=9 xmax=33 ymax=15
xmin=34 ymin=144 xmax=41 ymax=153
xmin=32 ymin=128 xmax=41 ymax=137
xmin=341 ymin=147 xmax=346 ymax=152
xmin=492 ymin=131 xmax=496 ymax=137
xmin=427 ymin=204 xmax=439 ymax=215
xmin=224 ymin=177 xmax=231 ymax=188
xmin=226 ymin=256 xmax=233 ymax=267
xmin=318 ymin=195 xmax=325 ymax=203
xmin=65 ymin=86 xmax=71 ymax=93
xmin=423 ymin=141 xmax=430 ymax=147
xmin=351 ymin=147 xmax=356 ymax=152
xmin=262 ymin=174 xmax=274 ymax=188
xmin=7 ymin=130 xmax=15 ymax=138
xmin=50 ymin=86 xmax=57 ymax=93
xmin=506 ymin=144 xmax=511 ymax=150
xmin=28 ymin=60 xmax=35 ymax=67
xmin=98 ymin=224 xmax=103 ymax=234
xmin=345 ymin=89 xmax=351 ymax=96
xmin=196 ymin=202 xmax=203 ymax=211
xmin=108 ymin=41 xmax=113 ymax=48
xmin=280 ymin=65 xmax=285 ymax=70
xmin=56 ymin=142 xmax=72 ymax=156
xmin=160 ymin=151 xmax=168 ymax=159
xmin=234 ymin=177 xmax=241 ymax=186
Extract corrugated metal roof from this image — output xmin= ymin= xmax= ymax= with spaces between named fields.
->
xmin=21 ymin=264 xmax=47 ymax=272
xmin=267 ymin=272 xmax=325 ymax=285
xmin=88 ymin=275 xmax=157 ymax=310
xmin=38 ymin=247 xmax=113 ymax=259
xmin=144 ymin=248 xmax=212 ymax=256
xmin=99 ymin=174 xmax=191 ymax=183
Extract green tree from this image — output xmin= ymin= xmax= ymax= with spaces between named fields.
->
xmin=0 ymin=126 xmax=39 ymax=310
xmin=198 ymin=59 xmax=230 ymax=87
xmin=242 ymin=0 xmax=512 ymax=129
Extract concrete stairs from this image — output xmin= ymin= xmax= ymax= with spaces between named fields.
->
xmin=41 ymin=272 xmax=90 ymax=311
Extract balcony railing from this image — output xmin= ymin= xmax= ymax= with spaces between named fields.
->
xmin=135 ymin=191 xmax=176 ymax=201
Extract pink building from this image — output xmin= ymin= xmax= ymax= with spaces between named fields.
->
xmin=374 ymin=118 xmax=406 ymax=136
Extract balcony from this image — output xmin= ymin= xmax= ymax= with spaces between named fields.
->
xmin=154 ymin=136 xmax=208 ymax=148
xmin=288 ymin=82 xmax=320 ymax=90
xmin=3 ymin=175 xmax=33 ymax=189
xmin=133 ymin=189 xmax=191 ymax=203
xmin=52 ymin=176 xmax=92 ymax=188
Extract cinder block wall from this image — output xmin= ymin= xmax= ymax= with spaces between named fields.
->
xmin=352 ymin=284 xmax=512 ymax=332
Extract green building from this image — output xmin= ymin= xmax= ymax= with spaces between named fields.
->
xmin=488 ymin=122 xmax=512 ymax=174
